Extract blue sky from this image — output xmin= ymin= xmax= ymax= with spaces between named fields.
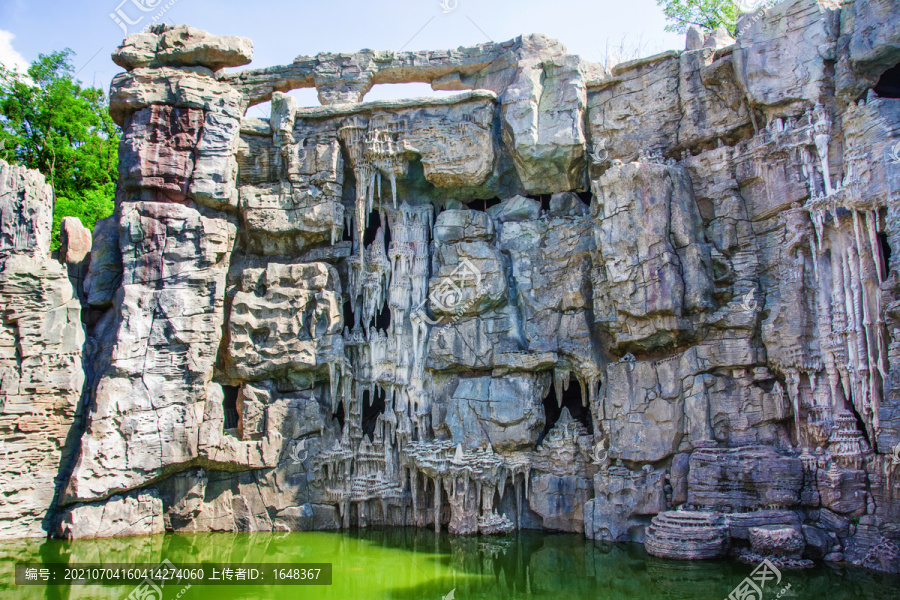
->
xmin=0 ymin=0 xmax=683 ymax=110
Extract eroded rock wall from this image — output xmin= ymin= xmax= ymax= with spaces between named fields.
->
xmin=1 ymin=1 xmax=899 ymax=572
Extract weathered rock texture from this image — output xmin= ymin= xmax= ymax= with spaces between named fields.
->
xmin=1 ymin=8 xmax=900 ymax=571
xmin=0 ymin=159 xmax=85 ymax=538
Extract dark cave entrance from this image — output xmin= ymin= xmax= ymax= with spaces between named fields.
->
xmin=363 ymin=210 xmax=391 ymax=248
xmin=222 ymin=385 xmax=240 ymax=430
xmin=343 ymin=299 xmax=357 ymax=330
xmin=371 ymin=303 xmax=391 ymax=331
xmin=844 ymin=390 xmax=875 ymax=452
xmin=527 ymin=194 xmax=552 ymax=212
xmin=577 ymin=191 xmax=594 ymax=207
xmin=362 ymin=387 xmax=387 ymax=441
xmin=879 ymin=232 xmax=892 ymax=281
xmin=465 ymin=197 xmax=502 ymax=212
xmin=539 ymin=374 xmax=594 ymax=443
xmin=874 ymin=62 xmax=900 ymax=98
xmin=333 ymin=400 xmax=346 ymax=430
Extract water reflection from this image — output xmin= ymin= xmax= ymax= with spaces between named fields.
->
xmin=0 ymin=530 xmax=898 ymax=600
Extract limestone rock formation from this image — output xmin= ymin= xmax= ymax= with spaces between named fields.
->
xmin=0 ymin=4 xmax=898 ymax=573
xmin=0 ymin=159 xmax=85 ymax=538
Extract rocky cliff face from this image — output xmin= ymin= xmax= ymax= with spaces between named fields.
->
xmin=2 ymin=0 xmax=900 ymax=572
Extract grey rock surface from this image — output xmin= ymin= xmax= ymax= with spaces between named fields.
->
xmin=0 ymin=15 xmax=898 ymax=572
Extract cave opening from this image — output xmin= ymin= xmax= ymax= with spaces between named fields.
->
xmin=465 ymin=197 xmax=502 ymax=212
xmin=539 ymin=375 xmax=594 ymax=443
xmin=333 ymin=400 xmax=346 ymax=430
xmin=341 ymin=220 xmax=354 ymax=242
xmin=526 ymin=194 xmax=552 ymax=212
xmin=343 ymin=300 xmax=357 ymax=330
xmin=222 ymin=385 xmax=240 ymax=430
xmin=370 ymin=302 xmax=392 ymax=332
xmin=362 ymin=387 xmax=387 ymax=441
xmin=844 ymin=390 xmax=875 ymax=452
xmin=363 ymin=210 xmax=392 ymax=248
xmin=577 ymin=191 xmax=594 ymax=207
xmin=874 ymin=62 xmax=900 ymax=98
xmin=879 ymin=232 xmax=892 ymax=281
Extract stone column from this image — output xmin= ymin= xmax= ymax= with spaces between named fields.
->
xmin=60 ymin=26 xmax=263 ymax=536
xmin=0 ymin=158 xmax=85 ymax=539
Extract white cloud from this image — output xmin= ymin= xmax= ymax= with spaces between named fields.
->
xmin=0 ymin=29 xmax=30 ymax=73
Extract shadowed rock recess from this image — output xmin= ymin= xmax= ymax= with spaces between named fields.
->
xmin=2 ymin=1 xmax=900 ymax=571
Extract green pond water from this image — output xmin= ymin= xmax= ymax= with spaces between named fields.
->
xmin=1 ymin=529 xmax=897 ymax=600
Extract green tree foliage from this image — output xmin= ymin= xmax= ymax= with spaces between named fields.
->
xmin=656 ymin=0 xmax=745 ymax=34
xmin=0 ymin=49 xmax=119 ymax=249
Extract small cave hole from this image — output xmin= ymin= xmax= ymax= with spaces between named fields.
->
xmin=341 ymin=221 xmax=354 ymax=242
xmin=576 ymin=191 xmax=594 ymax=207
xmin=222 ymin=385 xmax=240 ymax=431
xmin=362 ymin=388 xmax=387 ymax=441
xmin=465 ymin=197 xmax=502 ymax=212
xmin=362 ymin=210 xmax=392 ymax=250
xmin=343 ymin=300 xmax=357 ymax=330
xmin=250 ymin=327 xmax=270 ymax=345
xmin=879 ymin=233 xmax=892 ymax=281
xmin=333 ymin=401 xmax=346 ymax=430
xmin=874 ymin=62 xmax=900 ymax=99
xmin=527 ymin=194 xmax=552 ymax=212
xmin=363 ymin=211 xmax=383 ymax=247
xmin=844 ymin=390 xmax=874 ymax=451
xmin=539 ymin=375 xmax=594 ymax=444
xmin=368 ymin=303 xmax=391 ymax=333
xmin=754 ymin=378 xmax=777 ymax=394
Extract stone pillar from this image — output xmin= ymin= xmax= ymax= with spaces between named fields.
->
xmin=60 ymin=25 xmax=260 ymax=532
xmin=0 ymin=158 xmax=85 ymax=539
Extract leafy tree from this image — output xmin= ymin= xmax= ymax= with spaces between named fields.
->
xmin=656 ymin=0 xmax=745 ymax=34
xmin=0 ymin=49 xmax=119 ymax=249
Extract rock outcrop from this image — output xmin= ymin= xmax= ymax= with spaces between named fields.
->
xmin=0 ymin=159 xmax=85 ymax=538
xmin=0 ymin=6 xmax=899 ymax=572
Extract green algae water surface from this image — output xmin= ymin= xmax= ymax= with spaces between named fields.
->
xmin=1 ymin=529 xmax=898 ymax=600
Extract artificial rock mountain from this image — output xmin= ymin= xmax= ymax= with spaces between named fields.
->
xmin=1 ymin=0 xmax=900 ymax=572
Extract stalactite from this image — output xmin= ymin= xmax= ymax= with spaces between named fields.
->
xmin=553 ymin=368 xmax=570 ymax=408
xmin=787 ymin=369 xmax=802 ymax=442
xmin=813 ymin=103 xmax=833 ymax=196
xmin=433 ymin=476 xmax=441 ymax=533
